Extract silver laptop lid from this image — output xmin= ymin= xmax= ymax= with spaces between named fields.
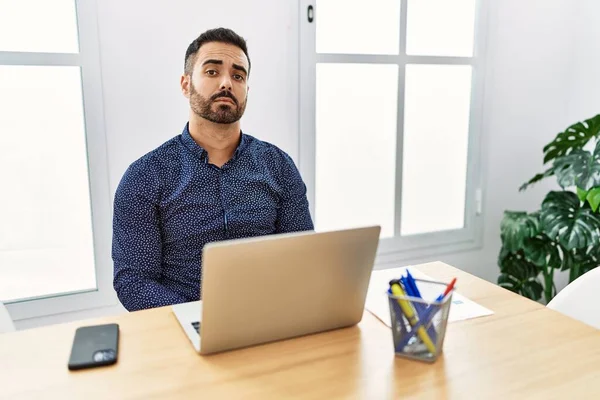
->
xmin=198 ymin=225 xmax=381 ymax=355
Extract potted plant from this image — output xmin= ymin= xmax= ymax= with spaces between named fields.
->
xmin=498 ymin=114 xmax=600 ymax=303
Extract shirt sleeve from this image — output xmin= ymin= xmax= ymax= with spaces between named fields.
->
xmin=112 ymin=161 xmax=186 ymax=311
xmin=275 ymin=152 xmax=315 ymax=233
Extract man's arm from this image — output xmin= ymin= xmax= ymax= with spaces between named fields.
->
xmin=112 ymin=162 xmax=186 ymax=311
xmin=275 ymin=153 xmax=315 ymax=233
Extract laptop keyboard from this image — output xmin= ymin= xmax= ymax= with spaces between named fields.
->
xmin=191 ymin=321 xmax=201 ymax=333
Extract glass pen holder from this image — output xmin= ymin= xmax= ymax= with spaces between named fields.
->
xmin=387 ymin=279 xmax=454 ymax=363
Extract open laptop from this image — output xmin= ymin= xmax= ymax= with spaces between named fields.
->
xmin=172 ymin=225 xmax=381 ymax=355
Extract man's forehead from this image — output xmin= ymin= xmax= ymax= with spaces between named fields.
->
xmin=196 ymin=42 xmax=249 ymax=68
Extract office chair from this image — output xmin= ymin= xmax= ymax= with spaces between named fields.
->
xmin=0 ymin=301 xmax=16 ymax=333
xmin=546 ymin=267 xmax=600 ymax=329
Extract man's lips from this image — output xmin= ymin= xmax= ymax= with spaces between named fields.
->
xmin=214 ymin=97 xmax=235 ymax=105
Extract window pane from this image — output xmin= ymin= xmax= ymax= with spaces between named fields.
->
xmin=316 ymin=63 xmax=398 ymax=238
xmin=0 ymin=65 xmax=96 ymax=302
xmin=406 ymin=0 xmax=476 ymax=57
xmin=0 ymin=0 xmax=79 ymax=53
xmin=316 ymin=0 xmax=401 ymax=55
xmin=401 ymin=65 xmax=472 ymax=236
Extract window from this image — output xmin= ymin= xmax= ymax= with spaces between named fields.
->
xmin=0 ymin=0 xmax=113 ymax=320
xmin=300 ymin=0 xmax=488 ymax=261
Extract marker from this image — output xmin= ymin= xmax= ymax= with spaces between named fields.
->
xmin=402 ymin=272 xmax=437 ymax=342
xmin=389 ymin=279 xmax=436 ymax=354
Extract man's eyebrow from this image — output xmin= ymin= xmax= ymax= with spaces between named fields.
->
xmin=201 ymin=59 xmax=248 ymax=76
xmin=232 ymin=64 xmax=248 ymax=76
xmin=201 ymin=59 xmax=223 ymax=67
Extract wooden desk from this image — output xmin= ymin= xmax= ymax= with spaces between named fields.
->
xmin=2 ymin=262 xmax=600 ymax=399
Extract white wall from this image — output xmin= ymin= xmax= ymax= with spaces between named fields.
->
xmin=568 ymin=1 xmax=600 ymax=122
xmin=15 ymin=0 xmax=600 ymax=328
xmin=436 ymin=0 xmax=580 ymax=283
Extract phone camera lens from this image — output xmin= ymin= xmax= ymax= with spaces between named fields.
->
xmin=93 ymin=351 xmax=105 ymax=362
xmin=93 ymin=349 xmax=115 ymax=362
xmin=104 ymin=349 xmax=115 ymax=360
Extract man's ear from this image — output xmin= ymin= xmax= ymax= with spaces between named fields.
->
xmin=180 ymin=74 xmax=191 ymax=98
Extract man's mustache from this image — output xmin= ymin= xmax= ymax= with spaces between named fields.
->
xmin=211 ymin=91 xmax=238 ymax=106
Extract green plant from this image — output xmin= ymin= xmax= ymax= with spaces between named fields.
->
xmin=498 ymin=114 xmax=600 ymax=303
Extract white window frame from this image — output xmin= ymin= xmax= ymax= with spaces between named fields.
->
xmin=299 ymin=0 xmax=490 ymax=265
xmin=1 ymin=0 xmax=115 ymax=321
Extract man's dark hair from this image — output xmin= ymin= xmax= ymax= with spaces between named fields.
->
xmin=184 ymin=28 xmax=251 ymax=76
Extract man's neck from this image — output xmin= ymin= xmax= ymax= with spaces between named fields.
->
xmin=188 ymin=114 xmax=241 ymax=167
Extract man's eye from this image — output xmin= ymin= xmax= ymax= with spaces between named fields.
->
xmin=206 ymin=70 xmax=217 ymax=76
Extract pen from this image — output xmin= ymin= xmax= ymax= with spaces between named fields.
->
xmin=406 ymin=270 xmax=422 ymax=298
xmin=389 ymin=279 xmax=436 ymax=354
xmin=434 ymin=278 xmax=457 ymax=302
xmin=402 ymin=272 xmax=437 ymax=342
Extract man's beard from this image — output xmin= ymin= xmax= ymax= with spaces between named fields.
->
xmin=189 ymin=84 xmax=246 ymax=124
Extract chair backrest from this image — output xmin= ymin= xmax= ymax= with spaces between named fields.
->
xmin=546 ymin=267 xmax=600 ymax=329
xmin=0 ymin=302 xmax=16 ymax=333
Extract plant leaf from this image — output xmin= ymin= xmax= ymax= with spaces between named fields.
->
xmin=540 ymin=191 xmax=600 ymax=250
xmin=577 ymin=187 xmax=589 ymax=202
xmin=543 ymin=114 xmax=600 ymax=165
xmin=521 ymin=280 xmax=544 ymax=301
xmin=575 ymin=253 xmax=597 ymax=277
xmin=553 ymin=141 xmax=600 ymax=190
xmin=553 ymin=150 xmax=587 ymax=188
xmin=586 ymin=188 xmax=600 ymax=212
xmin=500 ymin=211 xmax=540 ymax=252
xmin=497 ymin=249 xmax=543 ymax=301
xmin=498 ymin=248 xmax=540 ymax=281
xmin=561 ymin=246 xmax=574 ymax=271
xmin=522 ymin=236 xmax=561 ymax=268
xmin=564 ymin=246 xmax=600 ymax=282
xmin=497 ymin=273 xmax=519 ymax=294
xmin=520 ymin=168 xmax=555 ymax=192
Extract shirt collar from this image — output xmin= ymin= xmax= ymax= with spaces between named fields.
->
xmin=180 ymin=122 xmax=249 ymax=163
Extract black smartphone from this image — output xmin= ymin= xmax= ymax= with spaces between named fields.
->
xmin=68 ymin=323 xmax=119 ymax=371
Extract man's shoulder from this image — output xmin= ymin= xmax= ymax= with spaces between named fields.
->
xmin=245 ymin=134 xmax=295 ymax=164
xmin=118 ymin=135 xmax=183 ymax=195
xmin=243 ymin=134 xmax=303 ymax=183
xmin=127 ymin=135 xmax=182 ymax=175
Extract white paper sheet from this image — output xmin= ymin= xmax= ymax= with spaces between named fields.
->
xmin=365 ymin=267 xmax=494 ymax=328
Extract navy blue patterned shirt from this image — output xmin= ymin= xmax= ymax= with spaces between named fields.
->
xmin=112 ymin=124 xmax=314 ymax=311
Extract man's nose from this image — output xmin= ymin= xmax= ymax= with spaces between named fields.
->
xmin=219 ymin=75 xmax=233 ymax=91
